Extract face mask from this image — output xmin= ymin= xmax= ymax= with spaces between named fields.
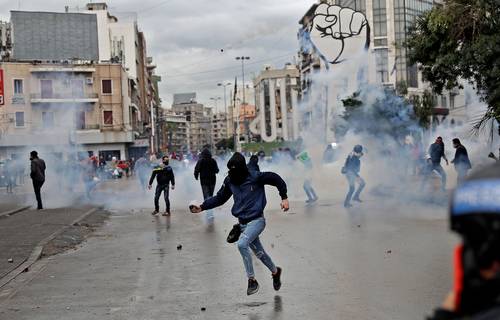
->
xmin=163 ymin=161 xmax=169 ymax=166
xmin=228 ymin=167 xmax=248 ymax=185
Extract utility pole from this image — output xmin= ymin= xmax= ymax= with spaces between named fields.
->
xmin=217 ymin=82 xmax=232 ymax=139
xmin=235 ymin=56 xmax=250 ymax=105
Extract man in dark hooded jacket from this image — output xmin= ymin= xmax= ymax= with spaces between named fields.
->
xmin=194 ymin=149 xmax=219 ymax=200
xmin=190 ymin=152 xmax=289 ymax=296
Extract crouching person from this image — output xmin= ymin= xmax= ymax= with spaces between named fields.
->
xmin=190 ymin=152 xmax=289 ymax=295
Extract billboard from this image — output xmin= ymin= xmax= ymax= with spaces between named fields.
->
xmin=0 ymin=69 xmax=4 ymax=105
xmin=11 ymin=11 xmax=99 ymax=61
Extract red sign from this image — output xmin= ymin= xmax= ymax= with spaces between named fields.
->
xmin=0 ymin=69 xmax=4 ymax=105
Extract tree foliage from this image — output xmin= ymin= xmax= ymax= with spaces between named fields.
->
xmin=406 ymin=0 xmax=500 ymax=129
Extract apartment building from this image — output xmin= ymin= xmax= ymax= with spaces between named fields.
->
xmin=0 ymin=62 xmax=135 ymax=160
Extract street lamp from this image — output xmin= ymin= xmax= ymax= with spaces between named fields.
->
xmin=217 ymin=82 xmax=232 ymax=139
xmin=235 ymin=56 xmax=250 ymax=105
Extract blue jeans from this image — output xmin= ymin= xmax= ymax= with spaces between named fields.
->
xmin=237 ymin=217 xmax=277 ymax=278
xmin=421 ymin=163 xmax=447 ymax=191
xmin=154 ymin=184 xmax=170 ymax=212
xmin=344 ymin=172 xmax=365 ymax=205
xmin=303 ymin=179 xmax=318 ymax=201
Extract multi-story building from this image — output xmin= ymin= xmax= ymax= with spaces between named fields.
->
xmin=0 ymin=3 xmax=161 ymax=158
xmin=162 ymin=111 xmax=188 ymax=153
xmin=81 ymin=3 xmax=155 ymax=144
xmin=0 ymin=62 xmax=135 ymax=160
xmin=297 ymin=0 xmax=463 ymax=130
xmin=212 ymin=112 xmax=228 ymax=145
xmin=171 ymin=93 xmax=212 ymax=152
xmin=251 ymin=64 xmax=300 ymax=142
xmin=238 ymin=103 xmax=257 ymax=143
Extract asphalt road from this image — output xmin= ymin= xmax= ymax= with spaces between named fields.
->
xmin=0 ymin=189 xmax=456 ymax=320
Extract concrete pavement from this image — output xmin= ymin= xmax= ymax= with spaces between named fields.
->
xmin=0 ymin=195 xmax=457 ymax=320
xmin=0 ymin=205 xmax=96 ymax=281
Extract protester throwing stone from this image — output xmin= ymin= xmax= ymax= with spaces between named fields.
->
xmin=190 ymin=152 xmax=289 ymax=296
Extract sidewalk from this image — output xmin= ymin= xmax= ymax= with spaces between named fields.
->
xmin=0 ymin=205 xmax=95 ymax=281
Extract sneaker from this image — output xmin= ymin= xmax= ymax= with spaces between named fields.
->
xmin=162 ymin=211 xmax=171 ymax=216
xmin=151 ymin=210 xmax=159 ymax=216
xmin=344 ymin=202 xmax=352 ymax=208
xmin=272 ymin=267 xmax=282 ymax=291
xmin=353 ymin=198 xmax=363 ymax=203
xmin=247 ymin=278 xmax=259 ymax=296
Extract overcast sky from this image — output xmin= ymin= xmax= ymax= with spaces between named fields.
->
xmin=0 ymin=0 xmax=313 ymax=110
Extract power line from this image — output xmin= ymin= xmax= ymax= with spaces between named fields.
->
xmin=160 ymin=51 xmax=296 ymax=79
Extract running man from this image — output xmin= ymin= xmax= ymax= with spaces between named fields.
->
xmin=190 ymin=152 xmax=289 ymax=295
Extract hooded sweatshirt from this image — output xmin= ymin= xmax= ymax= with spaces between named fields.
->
xmin=194 ymin=149 xmax=219 ymax=186
xmin=201 ymin=153 xmax=287 ymax=224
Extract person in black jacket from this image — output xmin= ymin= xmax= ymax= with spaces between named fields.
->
xmin=190 ymin=152 xmax=289 ymax=296
xmin=194 ymin=149 xmax=219 ymax=200
xmin=342 ymin=145 xmax=365 ymax=208
xmin=148 ymin=156 xmax=175 ymax=216
xmin=30 ymin=151 xmax=46 ymax=210
xmin=451 ymin=138 xmax=472 ymax=184
xmin=426 ymin=136 xmax=449 ymax=191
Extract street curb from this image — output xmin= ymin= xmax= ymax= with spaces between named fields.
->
xmin=0 ymin=206 xmax=31 ymax=219
xmin=0 ymin=207 xmax=99 ymax=289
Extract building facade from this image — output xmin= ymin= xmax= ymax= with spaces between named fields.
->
xmin=251 ymin=64 xmax=300 ymax=142
xmin=297 ymin=0 xmax=464 ymax=134
xmin=171 ymin=93 xmax=212 ymax=152
xmin=0 ymin=62 xmax=135 ymax=160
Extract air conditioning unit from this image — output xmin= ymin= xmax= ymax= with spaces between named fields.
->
xmin=86 ymin=78 xmax=93 ymax=85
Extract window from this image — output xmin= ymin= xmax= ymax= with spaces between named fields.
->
xmin=42 ymin=112 xmax=55 ymax=128
xmin=40 ymin=80 xmax=53 ymax=99
xmin=14 ymin=79 xmax=23 ymax=94
xmin=103 ymin=111 xmax=113 ymax=125
xmin=76 ymin=111 xmax=86 ymax=130
xmin=102 ymin=79 xmax=112 ymax=94
xmin=441 ymin=95 xmax=447 ymax=108
xmin=15 ymin=112 xmax=24 ymax=127
xmin=375 ymin=49 xmax=389 ymax=83
xmin=72 ymin=79 xmax=84 ymax=97
xmin=373 ymin=0 xmax=387 ymax=37
xmin=449 ymin=93 xmax=456 ymax=109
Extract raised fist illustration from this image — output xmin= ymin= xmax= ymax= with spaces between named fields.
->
xmin=309 ymin=4 xmax=369 ymax=64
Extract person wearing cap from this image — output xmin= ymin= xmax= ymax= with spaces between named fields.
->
xmin=148 ymin=155 xmax=175 ymax=216
xmin=190 ymin=152 xmax=289 ymax=296
xmin=428 ymin=163 xmax=500 ymax=319
xmin=342 ymin=145 xmax=366 ymax=208
xmin=29 ymin=150 xmax=46 ymax=210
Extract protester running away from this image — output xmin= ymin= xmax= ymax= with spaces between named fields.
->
xmin=427 ymin=162 xmax=500 ymax=319
xmin=297 ymin=150 xmax=318 ymax=204
xmin=342 ymin=145 xmax=366 ymax=208
xmin=148 ymin=156 xmax=175 ymax=216
xmin=451 ymin=138 xmax=472 ymax=185
xmin=190 ymin=152 xmax=289 ymax=296
xmin=30 ymin=150 xmax=46 ymax=210
xmin=424 ymin=136 xmax=449 ymax=191
xmin=194 ymin=148 xmax=219 ymax=201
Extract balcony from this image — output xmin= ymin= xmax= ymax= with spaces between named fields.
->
xmin=74 ymin=125 xmax=134 ymax=145
xmin=30 ymin=92 xmax=99 ymax=104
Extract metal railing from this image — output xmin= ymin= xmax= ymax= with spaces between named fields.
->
xmin=30 ymin=92 xmax=99 ymax=100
